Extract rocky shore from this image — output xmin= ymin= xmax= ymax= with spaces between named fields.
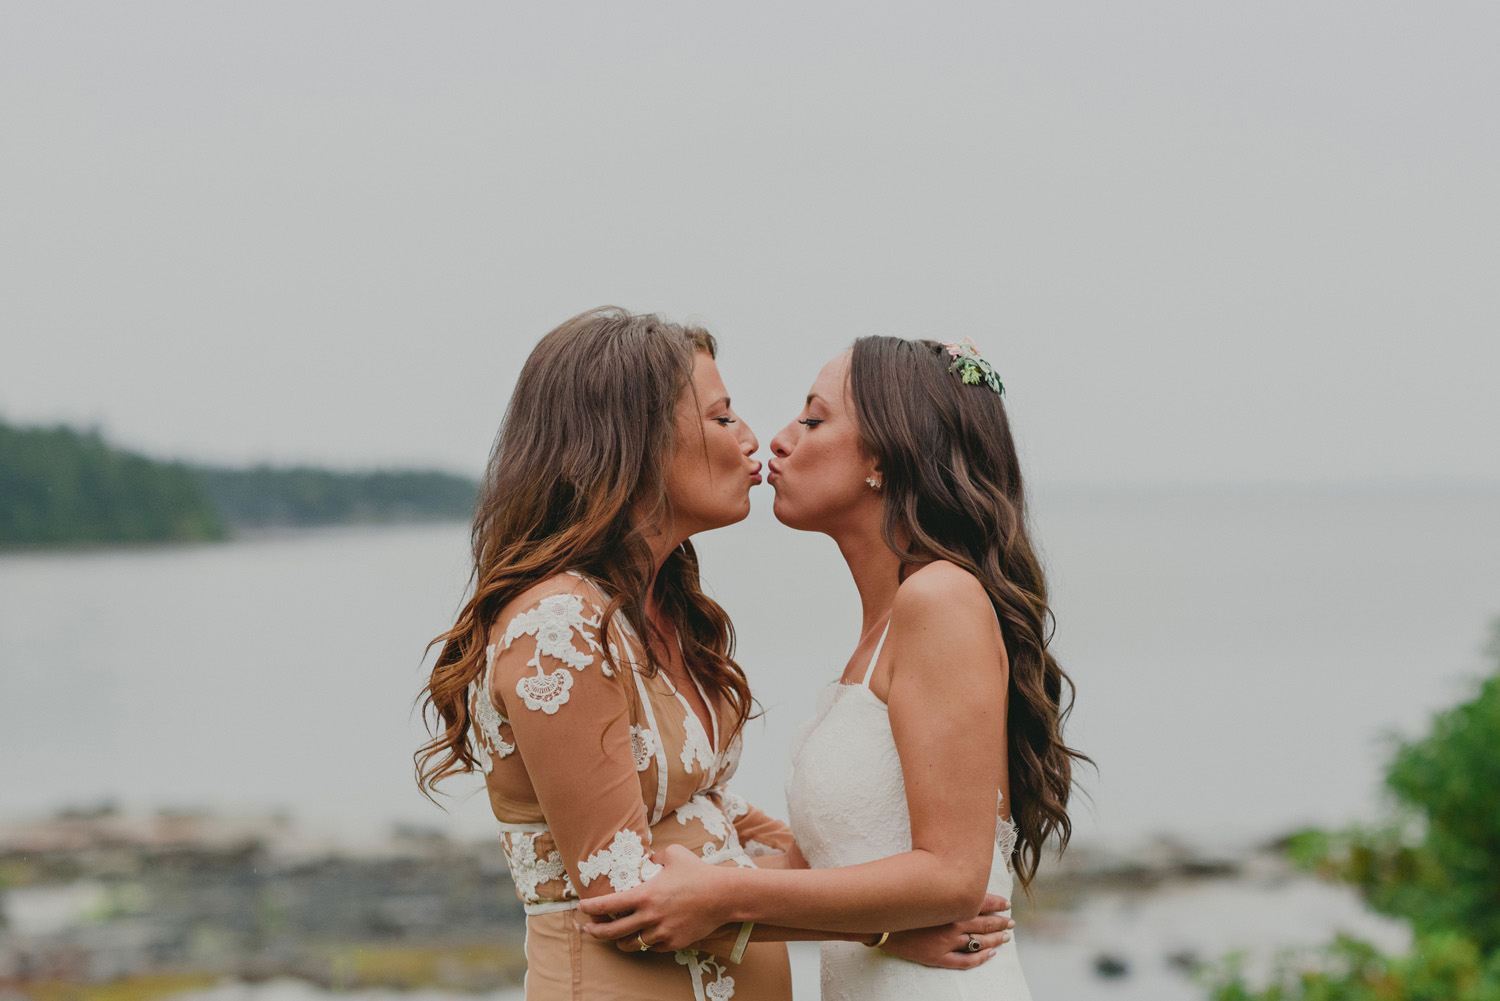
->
xmin=1 ymin=810 xmax=1405 ymax=1001
xmin=0 ymin=809 xmax=527 ymax=1000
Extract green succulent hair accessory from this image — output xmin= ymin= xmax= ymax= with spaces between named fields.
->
xmin=942 ymin=338 xmax=1005 ymax=396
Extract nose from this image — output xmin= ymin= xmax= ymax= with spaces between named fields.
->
xmin=738 ymin=418 xmax=759 ymax=456
xmin=769 ymin=422 xmax=794 ymax=458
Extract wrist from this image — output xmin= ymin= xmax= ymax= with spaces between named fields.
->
xmin=718 ymin=865 xmax=758 ymax=924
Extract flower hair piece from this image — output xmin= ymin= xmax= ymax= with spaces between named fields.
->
xmin=943 ymin=337 xmax=1005 ymax=396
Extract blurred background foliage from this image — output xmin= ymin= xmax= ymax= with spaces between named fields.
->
xmin=1209 ymin=622 xmax=1500 ymax=1000
xmin=0 ymin=419 xmax=477 ymax=548
xmin=0 ymin=422 xmax=225 ymax=547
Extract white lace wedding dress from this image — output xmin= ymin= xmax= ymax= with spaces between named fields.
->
xmin=786 ymin=623 xmax=1034 ymax=1000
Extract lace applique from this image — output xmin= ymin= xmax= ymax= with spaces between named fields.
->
xmin=516 ymin=670 xmax=573 ymax=714
xmin=674 ymin=794 xmax=731 ymax=846
xmin=699 ymin=843 xmax=753 ymax=867
xmin=577 ymin=828 xmax=662 ymax=891
xmin=716 ymin=731 xmax=743 ymax=784
xmin=630 ymin=725 xmax=659 ymax=772
xmin=501 ymin=830 xmax=572 ymax=903
xmin=718 ymin=791 xmax=749 ymax=825
xmin=503 ymin=593 xmax=606 ymax=715
xmin=743 ymin=839 xmax=779 ymax=858
xmin=468 ymin=644 xmax=515 ymax=770
xmin=680 ymin=708 xmax=716 ymax=774
xmin=676 ymin=950 xmax=736 ymax=1001
xmin=997 ymin=791 xmax=1019 ymax=872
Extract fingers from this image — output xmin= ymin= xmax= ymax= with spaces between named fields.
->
xmin=953 ymin=912 xmax=1016 ymax=935
xmin=931 ymin=948 xmax=998 ymax=970
xmin=583 ymin=912 xmax=651 ymax=942
xmin=579 ymin=892 xmax=636 ymax=917
xmin=971 ymin=930 xmax=1011 ymax=952
xmin=941 ymin=928 xmax=1014 ymax=969
xmin=612 ymin=932 xmax=668 ymax=954
xmin=978 ymin=893 xmax=1011 ymax=914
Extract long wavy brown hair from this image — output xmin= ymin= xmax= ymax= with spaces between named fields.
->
xmin=848 ymin=336 xmax=1090 ymax=889
xmin=415 ymin=307 xmax=753 ymax=800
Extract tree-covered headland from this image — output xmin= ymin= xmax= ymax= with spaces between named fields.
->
xmin=0 ymin=422 xmax=225 ymax=546
xmin=0 ymin=419 xmax=478 ymax=549
xmin=1209 ymin=621 xmax=1500 ymax=1000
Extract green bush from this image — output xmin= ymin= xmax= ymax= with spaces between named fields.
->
xmin=1208 ymin=622 xmax=1500 ymax=1000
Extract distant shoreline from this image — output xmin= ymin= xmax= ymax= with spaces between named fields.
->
xmin=0 ymin=419 xmax=478 ymax=550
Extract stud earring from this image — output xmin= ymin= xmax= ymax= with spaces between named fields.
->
xmin=866 ymin=477 xmax=882 ymax=490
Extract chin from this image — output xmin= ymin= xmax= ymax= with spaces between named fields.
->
xmin=707 ymin=499 xmax=753 ymax=531
xmin=771 ymin=496 xmax=809 ymax=532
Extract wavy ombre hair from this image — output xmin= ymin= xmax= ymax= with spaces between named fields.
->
xmin=415 ymin=307 xmax=752 ymax=799
xmin=848 ymin=336 xmax=1090 ymax=888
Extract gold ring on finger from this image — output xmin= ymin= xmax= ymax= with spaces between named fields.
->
xmin=636 ymin=934 xmax=652 ymax=952
xmin=964 ymin=932 xmax=982 ymax=953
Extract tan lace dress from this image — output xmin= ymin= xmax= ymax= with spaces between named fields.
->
xmin=469 ymin=573 xmax=795 ymax=1001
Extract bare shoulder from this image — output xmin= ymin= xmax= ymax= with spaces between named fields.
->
xmin=888 ymin=561 xmax=1006 ymax=683
xmin=891 ymin=560 xmax=993 ymax=630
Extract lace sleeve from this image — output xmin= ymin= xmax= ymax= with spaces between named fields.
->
xmin=488 ymin=586 xmax=660 ymax=896
xmin=717 ymin=790 xmax=796 ymax=859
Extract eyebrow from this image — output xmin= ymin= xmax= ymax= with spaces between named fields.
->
xmin=705 ymin=395 xmax=730 ymax=410
xmin=806 ymin=393 xmax=826 ymax=406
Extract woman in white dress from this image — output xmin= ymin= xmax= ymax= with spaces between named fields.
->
xmin=581 ymin=336 xmax=1088 ymax=999
xmin=417 ymin=311 xmax=1020 ymax=1000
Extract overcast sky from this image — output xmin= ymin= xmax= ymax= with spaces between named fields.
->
xmin=3 ymin=2 xmax=1496 ymax=488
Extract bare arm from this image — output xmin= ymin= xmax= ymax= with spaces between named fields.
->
xmin=579 ymin=564 xmax=1010 ymax=947
xmin=684 ymin=893 xmax=1014 ymax=969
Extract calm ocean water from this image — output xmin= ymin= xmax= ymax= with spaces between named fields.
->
xmin=3 ymin=487 xmax=1497 ymax=999
xmin=3 ymin=488 xmax=1499 ymax=845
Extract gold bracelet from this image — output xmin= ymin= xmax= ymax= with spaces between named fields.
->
xmin=729 ymin=921 xmax=755 ymax=963
xmin=865 ymin=931 xmax=889 ymax=949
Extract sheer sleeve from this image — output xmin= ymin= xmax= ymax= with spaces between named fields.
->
xmin=716 ymin=789 xmax=796 ymax=859
xmin=489 ymin=588 xmax=661 ymax=898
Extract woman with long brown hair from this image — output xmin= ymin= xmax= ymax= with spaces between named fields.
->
xmin=580 ymin=336 xmax=1087 ymax=1000
xmin=417 ymin=313 xmax=1015 ymax=1001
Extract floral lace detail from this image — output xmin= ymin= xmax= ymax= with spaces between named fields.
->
xmin=743 ymin=839 xmax=779 ymax=858
xmin=680 ymin=707 xmax=716 ymax=774
xmin=516 ymin=670 xmax=573 ymax=714
xmin=577 ymin=828 xmax=663 ymax=892
xmin=501 ymin=830 xmax=573 ymax=904
xmin=468 ymin=644 xmax=515 ymax=771
xmin=676 ymin=950 xmax=736 ymax=1001
xmin=716 ymin=731 xmax=743 ymax=784
xmin=997 ymin=791 xmax=1019 ymax=872
xmin=630 ymin=725 xmax=659 ymax=772
xmin=718 ymin=791 xmax=749 ymax=825
xmin=502 ymin=593 xmax=605 ymax=715
xmin=673 ymin=794 xmax=731 ymax=850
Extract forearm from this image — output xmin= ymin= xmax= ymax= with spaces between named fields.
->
xmin=694 ymin=922 xmax=873 ymax=956
xmin=743 ymin=924 xmax=876 ymax=945
xmin=741 ymin=850 xmax=796 ymax=870
xmin=716 ymin=849 xmax=984 ymax=933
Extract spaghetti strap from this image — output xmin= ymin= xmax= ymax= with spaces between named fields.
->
xmin=859 ymin=620 xmax=892 ymax=688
